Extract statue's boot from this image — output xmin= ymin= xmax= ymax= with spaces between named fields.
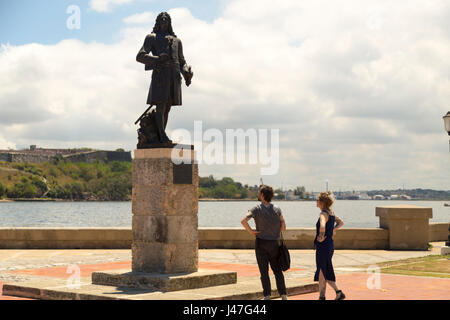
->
xmin=154 ymin=111 xmax=172 ymax=144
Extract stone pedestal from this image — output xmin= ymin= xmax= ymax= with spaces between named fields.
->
xmin=92 ymin=146 xmax=237 ymax=291
xmin=131 ymin=147 xmax=198 ymax=274
xmin=376 ymin=205 xmax=432 ymax=250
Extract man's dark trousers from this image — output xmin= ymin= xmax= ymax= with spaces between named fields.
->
xmin=255 ymin=238 xmax=287 ymax=297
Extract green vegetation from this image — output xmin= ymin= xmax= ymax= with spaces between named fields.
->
xmin=0 ymin=160 xmax=131 ymax=201
xmin=198 ymin=176 xmax=307 ymax=200
xmin=0 ymin=161 xmax=308 ymax=201
xmin=360 ymin=254 xmax=450 ymax=279
xmin=199 ymin=175 xmax=254 ymax=199
xmin=0 ymin=181 xmax=5 ymax=197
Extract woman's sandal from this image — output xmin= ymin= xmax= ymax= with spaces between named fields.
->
xmin=335 ymin=290 xmax=346 ymax=300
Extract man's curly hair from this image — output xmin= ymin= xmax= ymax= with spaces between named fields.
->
xmin=259 ymin=185 xmax=274 ymax=203
xmin=153 ymin=12 xmax=176 ymax=37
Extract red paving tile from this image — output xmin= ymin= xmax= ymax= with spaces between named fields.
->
xmin=9 ymin=260 xmax=303 ymax=279
xmin=2 ymin=267 xmax=449 ymax=300
xmin=6 ymin=262 xmax=449 ymax=300
xmin=199 ymin=261 xmax=304 ymax=277
xmin=289 ymin=273 xmax=450 ymax=300
xmin=10 ymin=261 xmax=132 ymax=279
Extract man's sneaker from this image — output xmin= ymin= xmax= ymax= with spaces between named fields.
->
xmin=335 ymin=290 xmax=346 ymax=300
xmin=281 ymin=295 xmax=288 ymax=300
xmin=318 ymin=296 xmax=326 ymax=300
xmin=263 ymin=296 xmax=271 ymax=300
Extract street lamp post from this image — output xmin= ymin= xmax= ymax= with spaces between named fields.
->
xmin=444 ymin=112 xmax=450 ymax=154
xmin=443 ymin=112 xmax=450 ymax=252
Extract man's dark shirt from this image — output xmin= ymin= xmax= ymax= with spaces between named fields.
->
xmin=246 ymin=203 xmax=282 ymax=240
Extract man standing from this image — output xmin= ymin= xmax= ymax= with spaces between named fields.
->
xmin=136 ymin=12 xmax=193 ymax=144
xmin=241 ymin=185 xmax=288 ymax=300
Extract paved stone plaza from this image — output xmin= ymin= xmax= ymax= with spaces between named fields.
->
xmin=0 ymin=242 xmax=448 ymax=300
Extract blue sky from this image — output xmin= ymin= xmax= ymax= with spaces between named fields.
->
xmin=0 ymin=0 xmax=224 ymax=45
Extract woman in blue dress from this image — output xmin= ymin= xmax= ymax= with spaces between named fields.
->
xmin=314 ymin=191 xmax=346 ymax=300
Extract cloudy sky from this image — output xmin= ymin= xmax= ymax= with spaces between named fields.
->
xmin=1 ymin=0 xmax=449 ymax=191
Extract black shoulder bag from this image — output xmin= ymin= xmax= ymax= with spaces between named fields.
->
xmin=278 ymin=231 xmax=291 ymax=271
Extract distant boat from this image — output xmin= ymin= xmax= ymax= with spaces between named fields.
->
xmin=445 ymin=203 xmax=450 ymax=207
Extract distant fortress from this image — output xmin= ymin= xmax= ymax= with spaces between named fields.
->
xmin=0 ymin=145 xmax=131 ymax=163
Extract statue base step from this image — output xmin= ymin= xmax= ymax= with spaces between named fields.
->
xmin=92 ymin=268 xmax=237 ymax=292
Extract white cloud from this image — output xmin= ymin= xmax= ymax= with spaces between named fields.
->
xmin=89 ymin=0 xmax=133 ymax=13
xmin=1 ymin=0 xmax=450 ymax=190
xmin=0 ymin=134 xmax=16 ymax=150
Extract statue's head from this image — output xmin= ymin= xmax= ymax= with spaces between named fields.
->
xmin=153 ymin=12 xmax=176 ymax=36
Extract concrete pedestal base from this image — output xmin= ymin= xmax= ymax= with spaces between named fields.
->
xmin=376 ymin=205 xmax=432 ymax=250
xmin=132 ymin=147 xmax=199 ymax=274
xmin=92 ymin=268 xmax=237 ymax=291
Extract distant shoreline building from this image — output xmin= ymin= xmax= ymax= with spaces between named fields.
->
xmin=0 ymin=146 xmax=131 ymax=163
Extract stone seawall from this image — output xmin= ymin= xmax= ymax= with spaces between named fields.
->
xmin=0 ymin=153 xmax=12 ymax=162
xmin=10 ymin=153 xmax=55 ymax=163
xmin=0 ymin=223 xmax=447 ymax=249
xmin=0 ymin=150 xmax=131 ymax=164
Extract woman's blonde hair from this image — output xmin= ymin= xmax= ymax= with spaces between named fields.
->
xmin=317 ymin=191 xmax=335 ymax=213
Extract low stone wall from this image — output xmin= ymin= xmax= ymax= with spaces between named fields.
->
xmin=429 ymin=222 xmax=449 ymax=242
xmin=199 ymin=228 xmax=390 ymax=249
xmin=63 ymin=151 xmax=132 ymax=163
xmin=0 ymin=153 xmax=12 ymax=162
xmin=10 ymin=153 xmax=55 ymax=164
xmin=0 ymin=224 xmax=447 ymax=250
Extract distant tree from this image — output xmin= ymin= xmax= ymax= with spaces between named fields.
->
xmin=0 ymin=182 xmax=5 ymax=198
xmin=22 ymin=183 xmax=37 ymax=198
xmin=31 ymin=176 xmax=48 ymax=196
xmin=48 ymin=185 xmax=70 ymax=199
xmin=221 ymin=177 xmax=235 ymax=185
xmin=109 ymin=161 xmax=130 ymax=173
xmin=7 ymin=182 xmax=37 ymax=199
xmin=199 ymin=175 xmax=217 ymax=188
xmin=70 ymin=182 xmax=84 ymax=199
xmin=273 ymin=188 xmax=285 ymax=200
xmin=294 ymin=186 xmax=306 ymax=198
xmin=78 ymin=163 xmax=94 ymax=182
xmin=49 ymin=167 xmax=58 ymax=177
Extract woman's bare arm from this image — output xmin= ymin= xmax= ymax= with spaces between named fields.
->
xmin=317 ymin=213 xmax=327 ymax=242
xmin=334 ymin=216 xmax=344 ymax=230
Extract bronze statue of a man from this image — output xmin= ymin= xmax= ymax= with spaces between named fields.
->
xmin=136 ymin=12 xmax=193 ymax=146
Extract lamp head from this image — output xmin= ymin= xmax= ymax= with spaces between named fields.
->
xmin=444 ymin=111 xmax=450 ymax=136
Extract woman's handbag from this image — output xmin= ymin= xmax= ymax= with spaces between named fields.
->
xmin=278 ymin=232 xmax=291 ymax=271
